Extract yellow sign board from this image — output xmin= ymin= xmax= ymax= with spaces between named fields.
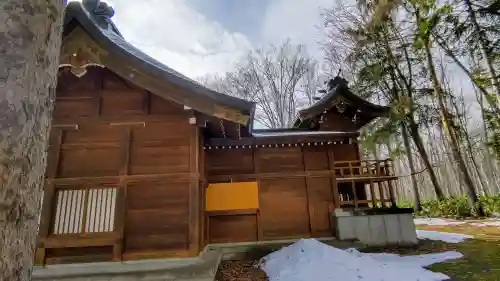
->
xmin=205 ymin=182 xmax=259 ymax=211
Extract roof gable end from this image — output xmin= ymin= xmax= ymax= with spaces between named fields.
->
xmin=61 ymin=0 xmax=255 ymax=126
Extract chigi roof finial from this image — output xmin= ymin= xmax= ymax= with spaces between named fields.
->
xmin=82 ymin=0 xmax=115 ymax=19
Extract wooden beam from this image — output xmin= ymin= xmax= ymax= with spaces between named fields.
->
xmin=94 ymin=67 xmax=104 ymax=117
xmin=110 ymin=121 xmax=145 ymax=128
xmin=188 ymin=125 xmax=201 ymax=255
xmin=122 ymin=249 xmax=193 ymax=261
xmin=301 ymin=147 xmax=314 ymax=236
xmin=52 ymin=124 xmax=79 ymax=130
xmin=36 ymin=129 xmax=64 ymax=265
xmin=208 ymin=170 xmax=398 ymax=183
xmin=387 ymin=179 xmax=397 ymax=207
xmin=46 ymin=254 xmax=110 ymax=265
xmin=40 ymin=232 xmax=121 ymax=248
xmin=113 ymin=185 xmax=126 ymax=261
xmin=205 ymin=133 xmax=359 ymax=147
xmin=369 ymin=179 xmax=377 ymax=207
xmin=52 ymin=113 xmax=190 ymax=125
xmin=199 ymin=136 xmax=206 ymax=249
xmin=119 ymin=128 xmax=132 ymax=176
xmin=253 ymin=147 xmax=263 ymax=241
xmin=34 ymin=183 xmax=56 ymax=265
xmin=326 ymin=148 xmax=341 ymax=209
xmin=46 ymin=130 xmax=63 ymax=178
xmin=142 ymin=91 xmax=151 ymax=114
xmin=114 ymin=127 xmax=132 ymax=261
xmin=205 ymin=208 xmax=258 ymax=217
xmin=46 ymin=173 xmax=200 ymax=185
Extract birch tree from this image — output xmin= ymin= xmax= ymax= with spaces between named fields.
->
xmin=0 ymin=1 xmax=65 ymax=280
xmin=200 ymin=39 xmax=321 ymax=128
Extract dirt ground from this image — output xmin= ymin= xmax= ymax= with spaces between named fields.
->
xmin=215 ymin=223 xmax=500 ymax=281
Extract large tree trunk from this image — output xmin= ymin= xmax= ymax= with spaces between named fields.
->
xmin=420 ymin=24 xmax=485 ymax=216
xmin=407 ymin=116 xmax=445 ymax=199
xmin=463 ymin=0 xmax=500 ymax=98
xmin=0 ymin=1 xmax=64 ymax=280
xmin=401 ymin=123 xmax=421 ymax=210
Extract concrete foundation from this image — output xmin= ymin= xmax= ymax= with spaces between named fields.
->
xmin=32 ymin=237 xmax=351 ymax=281
xmin=33 ymin=236 xmax=363 ymax=281
xmin=331 ymin=208 xmax=418 ymax=246
xmin=32 ymin=248 xmax=222 ymax=281
xmin=210 ymin=237 xmax=353 ymax=261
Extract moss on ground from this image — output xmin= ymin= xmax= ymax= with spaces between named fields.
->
xmin=411 ymin=226 xmax=500 ymax=281
xmin=218 ymin=225 xmax=500 ymax=281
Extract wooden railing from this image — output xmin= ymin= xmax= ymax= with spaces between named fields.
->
xmin=332 ymin=159 xmax=397 ymax=209
xmin=36 ymin=184 xmax=126 ymax=265
xmin=333 ymin=159 xmax=395 ymax=179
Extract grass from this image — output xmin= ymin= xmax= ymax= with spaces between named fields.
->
xmin=218 ymin=224 xmax=500 ymax=281
xmin=403 ymin=225 xmax=500 ymax=281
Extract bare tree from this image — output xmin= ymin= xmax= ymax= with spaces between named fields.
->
xmin=0 ymin=1 xmax=65 ymax=280
xmin=200 ymin=39 xmax=320 ymax=128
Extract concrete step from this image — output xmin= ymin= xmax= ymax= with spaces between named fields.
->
xmin=32 ymin=249 xmax=222 ymax=281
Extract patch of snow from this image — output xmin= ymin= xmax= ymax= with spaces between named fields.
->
xmin=346 ymin=248 xmax=464 ymax=267
xmin=414 ymin=218 xmax=467 ymax=226
xmin=417 ymin=230 xmax=473 ymax=243
xmin=469 ymin=219 xmax=500 ymax=227
xmin=260 ymin=238 xmax=462 ymax=281
xmin=414 ymin=217 xmax=500 ymax=227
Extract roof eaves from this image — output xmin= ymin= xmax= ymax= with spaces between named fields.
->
xmin=63 ymin=1 xmax=256 ymax=123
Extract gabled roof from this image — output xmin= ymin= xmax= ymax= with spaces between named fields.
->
xmin=63 ymin=0 xmax=255 ymax=125
xmin=293 ymin=76 xmax=391 ymax=128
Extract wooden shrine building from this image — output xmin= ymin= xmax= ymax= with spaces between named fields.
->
xmin=35 ymin=0 xmax=399 ymax=265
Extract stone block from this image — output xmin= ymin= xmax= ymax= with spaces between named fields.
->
xmin=331 ymin=209 xmax=418 ymax=247
xmin=353 ymin=216 xmax=371 ymax=243
xmin=336 ymin=216 xmax=356 ymax=240
xmin=398 ymin=213 xmax=418 ymax=245
xmin=383 ymin=214 xmax=402 ymax=244
xmin=368 ymin=215 xmax=387 ymax=245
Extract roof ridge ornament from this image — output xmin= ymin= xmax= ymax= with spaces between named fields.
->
xmin=82 ymin=0 xmax=115 ymax=20
xmin=326 ymin=76 xmax=348 ymax=92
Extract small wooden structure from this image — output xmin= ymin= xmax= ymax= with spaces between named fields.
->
xmin=35 ymin=0 xmax=399 ymax=265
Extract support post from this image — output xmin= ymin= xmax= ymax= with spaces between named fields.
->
xmin=35 ymin=129 xmax=63 ymax=265
xmin=387 ymin=180 xmax=397 ymax=207
xmin=113 ymin=127 xmax=131 ymax=261
xmin=253 ymin=147 xmax=263 ymax=240
xmin=301 ymin=147 xmax=314 ymax=236
xmin=113 ymin=184 xmax=126 ymax=261
xmin=35 ymin=183 xmax=56 ymax=265
xmin=327 ymin=147 xmax=341 ymax=209
xmin=188 ymin=125 xmax=200 ymax=255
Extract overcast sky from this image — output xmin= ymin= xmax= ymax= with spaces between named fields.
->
xmin=71 ymin=0 xmax=333 ymax=78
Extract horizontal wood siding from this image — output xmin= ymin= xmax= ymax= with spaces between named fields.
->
xmin=208 ymin=214 xmax=258 ymax=243
xmin=204 ymin=142 xmax=362 ymax=243
xmin=39 ymin=67 xmax=197 ymax=264
xmin=259 ymin=178 xmax=310 ymax=238
xmin=319 ymin=110 xmax=358 ymax=131
xmin=125 ymin=181 xmax=189 ymax=252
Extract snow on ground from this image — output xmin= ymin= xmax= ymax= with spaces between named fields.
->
xmin=414 ymin=218 xmax=467 ymax=226
xmin=469 ymin=220 xmax=500 ymax=227
xmin=414 ymin=217 xmax=500 ymax=227
xmin=260 ymin=238 xmax=463 ymax=281
xmin=416 ymin=230 xmax=473 ymax=243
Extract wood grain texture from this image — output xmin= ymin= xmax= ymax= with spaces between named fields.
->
xmin=40 ymin=67 xmax=196 ymax=263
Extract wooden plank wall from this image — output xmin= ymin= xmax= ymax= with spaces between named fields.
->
xmin=319 ymin=110 xmax=358 ymax=131
xmin=43 ymin=66 xmax=200 ymax=263
xmin=204 ymin=143 xmax=361 ymax=243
